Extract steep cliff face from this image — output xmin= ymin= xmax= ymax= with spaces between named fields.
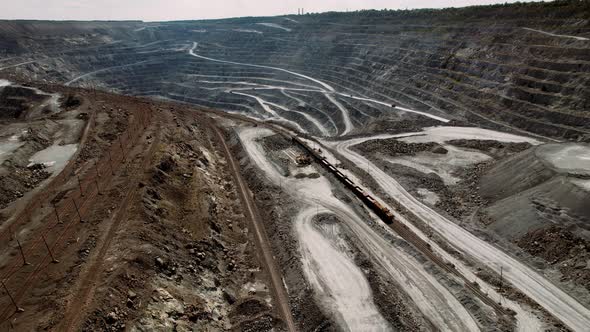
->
xmin=0 ymin=1 xmax=589 ymax=139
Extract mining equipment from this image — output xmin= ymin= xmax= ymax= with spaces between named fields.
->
xmin=291 ymin=135 xmax=395 ymax=224
xmin=295 ymin=154 xmax=311 ymax=166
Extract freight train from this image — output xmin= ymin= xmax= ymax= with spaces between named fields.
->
xmin=291 ymin=136 xmax=395 ymax=224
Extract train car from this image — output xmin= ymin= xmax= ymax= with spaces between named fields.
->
xmin=292 ymin=134 xmax=395 ymax=225
xmin=353 ymin=186 xmax=366 ymax=196
xmin=352 ymin=186 xmax=366 ymax=198
xmin=372 ymin=200 xmax=395 ymax=224
xmin=382 ymin=209 xmax=395 ymax=224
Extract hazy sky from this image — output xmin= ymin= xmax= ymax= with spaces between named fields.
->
xmin=2 ymin=0 xmax=541 ymax=21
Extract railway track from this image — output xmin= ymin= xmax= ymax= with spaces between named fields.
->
xmin=291 ymin=135 xmax=511 ymax=317
xmin=197 ymin=106 xmax=512 ymax=317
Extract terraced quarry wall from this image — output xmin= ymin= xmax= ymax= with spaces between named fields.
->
xmin=1 ymin=0 xmax=589 ymax=139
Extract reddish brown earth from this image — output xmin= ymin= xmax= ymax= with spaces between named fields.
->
xmin=0 ymin=81 xmax=286 ymax=331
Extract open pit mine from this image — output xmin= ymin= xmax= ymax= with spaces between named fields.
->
xmin=0 ymin=1 xmax=589 ymax=331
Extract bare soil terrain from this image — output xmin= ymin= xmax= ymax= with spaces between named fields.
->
xmin=0 ymin=79 xmax=282 ymax=331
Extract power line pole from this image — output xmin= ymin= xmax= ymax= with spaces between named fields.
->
xmin=2 ymin=281 xmax=24 ymax=313
xmin=77 ymin=175 xmax=84 ymax=197
xmin=73 ymin=197 xmax=84 ymax=223
xmin=95 ymin=176 xmax=102 ymax=196
xmin=42 ymin=235 xmax=59 ymax=264
xmin=499 ymin=265 xmax=503 ymax=294
xmin=16 ymin=237 xmax=29 ymax=266
xmin=95 ymin=160 xmax=101 ymax=179
xmin=107 ymin=150 xmax=115 ymax=175
xmin=52 ymin=202 xmax=62 ymax=224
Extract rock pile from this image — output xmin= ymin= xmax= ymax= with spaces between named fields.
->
xmin=517 ymin=226 xmax=590 ymax=291
xmin=0 ymin=164 xmax=50 ymax=209
xmin=355 ymin=138 xmax=444 ymax=157
xmin=365 ymin=117 xmax=442 ymax=134
xmin=448 ymin=139 xmax=531 ymax=157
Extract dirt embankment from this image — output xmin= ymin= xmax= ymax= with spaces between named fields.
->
xmin=76 ymin=108 xmax=281 ymax=331
xmin=0 ymin=83 xmax=81 ymax=211
xmin=0 ymin=85 xmax=154 ymax=331
xmin=0 ymin=81 xmax=280 ymax=331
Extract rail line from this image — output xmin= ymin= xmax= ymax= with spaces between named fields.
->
xmin=135 ymin=101 xmax=525 ymax=320
xmin=290 ymin=135 xmax=511 ymax=317
xmin=191 ymin=104 xmax=513 ymax=317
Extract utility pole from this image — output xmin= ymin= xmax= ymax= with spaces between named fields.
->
xmin=2 ymin=281 xmax=24 ymax=313
xmin=16 ymin=237 xmax=29 ymax=266
xmin=107 ymin=149 xmax=115 ymax=175
xmin=499 ymin=265 xmax=503 ymax=294
xmin=95 ymin=160 xmax=101 ymax=179
xmin=119 ymin=136 xmax=124 ymax=153
xmin=52 ymin=202 xmax=62 ymax=224
xmin=42 ymin=235 xmax=59 ymax=263
xmin=77 ymin=175 xmax=84 ymax=197
xmin=95 ymin=176 xmax=102 ymax=196
xmin=73 ymin=197 xmax=84 ymax=223
xmin=120 ymin=136 xmax=126 ymax=165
